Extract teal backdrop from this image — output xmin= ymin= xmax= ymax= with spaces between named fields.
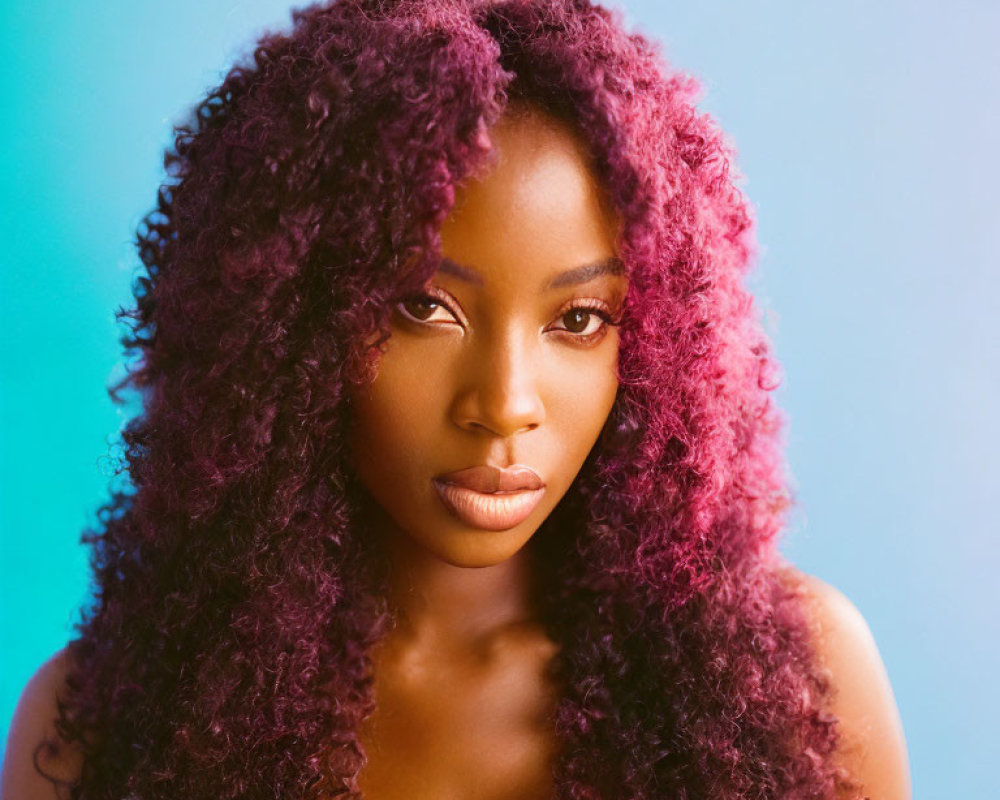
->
xmin=2 ymin=1 xmax=997 ymax=795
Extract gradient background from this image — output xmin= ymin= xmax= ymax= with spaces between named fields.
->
xmin=1 ymin=1 xmax=997 ymax=795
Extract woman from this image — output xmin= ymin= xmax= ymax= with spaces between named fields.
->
xmin=2 ymin=0 xmax=910 ymax=798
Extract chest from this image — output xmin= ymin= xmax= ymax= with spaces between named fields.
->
xmin=355 ymin=633 xmax=561 ymax=800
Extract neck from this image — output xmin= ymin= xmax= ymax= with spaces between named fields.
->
xmin=368 ymin=509 xmax=541 ymax=651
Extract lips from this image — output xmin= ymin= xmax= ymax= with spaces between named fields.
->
xmin=432 ymin=464 xmax=546 ymax=530
xmin=434 ymin=464 xmax=544 ymax=493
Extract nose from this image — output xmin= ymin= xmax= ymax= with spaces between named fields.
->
xmin=450 ymin=331 xmax=545 ymax=438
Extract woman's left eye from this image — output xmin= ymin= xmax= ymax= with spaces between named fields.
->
xmin=549 ymin=303 xmax=618 ymax=341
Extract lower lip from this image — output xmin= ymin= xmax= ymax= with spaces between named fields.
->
xmin=432 ymin=480 xmax=546 ymax=531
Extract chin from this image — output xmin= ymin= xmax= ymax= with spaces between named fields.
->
xmin=421 ymin=529 xmax=535 ymax=568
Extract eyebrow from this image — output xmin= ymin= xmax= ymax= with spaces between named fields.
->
xmin=437 ymin=256 xmax=625 ymax=290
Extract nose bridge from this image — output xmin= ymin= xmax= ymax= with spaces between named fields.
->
xmin=453 ymin=322 xmax=545 ymax=437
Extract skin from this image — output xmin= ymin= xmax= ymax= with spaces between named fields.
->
xmin=0 ymin=106 xmax=911 ymax=800
xmin=346 ymin=105 xmax=626 ymax=799
xmin=0 ymin=569 xmax=913 ymax=800
xmin=775 ymin=560 xmax=913 ymax=800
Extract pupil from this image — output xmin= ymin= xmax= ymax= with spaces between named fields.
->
xmin=566 ymin=309 xmax=589 ymax=333
xmin=407 ymin=298 xmax=436 ymax=320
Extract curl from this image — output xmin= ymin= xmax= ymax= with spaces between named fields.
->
xmin=54 ymin=2 xmax=863 ymax=798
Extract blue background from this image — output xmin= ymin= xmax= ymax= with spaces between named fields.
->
xmin=2 ymin=1 xmax=997 ymax=795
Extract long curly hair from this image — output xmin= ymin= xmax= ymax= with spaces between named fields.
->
xmin=41 ymin=1 xmax=864 ymax=798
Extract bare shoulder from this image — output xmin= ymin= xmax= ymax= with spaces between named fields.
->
xmin=1 ymin=647 xmax=84 ymax=799
xmin=774 ymin=562 xmax=913 ymax=800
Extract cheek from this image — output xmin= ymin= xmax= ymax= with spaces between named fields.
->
xmin=547 ymin=344 xmax=620 ymax=450
xmin=347 ymin=344 xmax=442 ymax=481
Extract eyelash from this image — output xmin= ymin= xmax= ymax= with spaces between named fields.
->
xmin=394 ymin=289 xmax=621 ymax=346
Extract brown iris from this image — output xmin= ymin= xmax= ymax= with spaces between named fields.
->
xmin=562 ymin=308 xmax=592 ymax=334
xmin=401 ymin=296 xmax=440 ymax=321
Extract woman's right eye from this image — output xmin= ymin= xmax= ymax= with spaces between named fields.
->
xmin=395 ymin=293 xmax=459 ymax=326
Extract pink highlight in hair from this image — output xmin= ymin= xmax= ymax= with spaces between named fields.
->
xmin=41 ymin=2 xmax=863 ymax=798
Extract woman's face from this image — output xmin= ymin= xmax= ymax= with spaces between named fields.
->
xmin=348 ymin=107 xmax=626 ymax=568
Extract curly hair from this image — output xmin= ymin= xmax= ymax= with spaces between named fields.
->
xmin=40 ymin=1 xmax=864 ymax=798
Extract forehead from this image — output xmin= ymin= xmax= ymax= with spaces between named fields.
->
xmin=437 ymin=108 xmax=624 ymax=290
xmin=436 ymin=254 xmax=625 ymax=290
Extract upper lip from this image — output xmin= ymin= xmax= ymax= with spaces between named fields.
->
xmin=434 ymin=464 xmax=545 ymax=493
